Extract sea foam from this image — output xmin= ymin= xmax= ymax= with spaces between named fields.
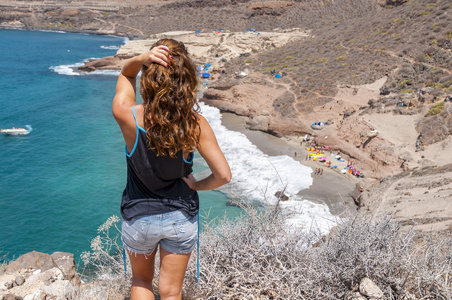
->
xmin=199 ymin=102 xmax=338 ymax=234
xmin=100 ymin=45 xmax=121 ymax=50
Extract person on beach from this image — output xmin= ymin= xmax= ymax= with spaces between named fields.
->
xmin=112 ymin=38 xmax=231 ymax=300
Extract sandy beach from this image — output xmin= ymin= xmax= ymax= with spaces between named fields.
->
xmin=219 ymin=112 xmax=357 ymax=217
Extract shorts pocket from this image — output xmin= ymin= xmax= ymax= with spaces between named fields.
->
xmin=171 ymin=213 xmax=197 ymax=240
xmin=122 ymin=218 xmax=150 ymax=248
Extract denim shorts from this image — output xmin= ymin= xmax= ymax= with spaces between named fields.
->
xmin=121 ymin=210 xmax=198 ymax=255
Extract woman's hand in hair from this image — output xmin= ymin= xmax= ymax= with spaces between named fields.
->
xmin=140 ymin=45 xmax=171 ymax=68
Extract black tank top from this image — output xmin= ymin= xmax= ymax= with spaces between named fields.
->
xmin=120 ymin=106 xmax=199 ymax=221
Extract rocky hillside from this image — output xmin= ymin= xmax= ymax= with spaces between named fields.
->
xmin=358 ymin=163 xmax=452 ymax=232
xmin=200 ymin=0 xmax=452 ymax=181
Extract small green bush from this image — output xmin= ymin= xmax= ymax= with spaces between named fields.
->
xmin=314 ymin=58 xmax=327 ymax=64
xmin=420 ymin=10 xmax=431 ymax=16
xmin=393 ymin=18 xmax=403 ymax=23
xmin=335 ymin=56 xmax=346 ymax=61
xmin=434 ymin=83 xmax=444 ymax=89
xmin=426 ymin=3 xmax=436 ymax=8
xmin=445 ymin=86 xmax=452 ymax=93
xmin=285 ymin=56 xmax=294 ymax=60
xmin=400 ymin=89 xmax=414 ymax=94
xmin=400 ymin=80 xmax=410 ymax=86
xmin=428 ymin=102 xmax=445 ymax=115
xmin=426 ymin=81 xmax=436 ymax=87
xmin=287 ymin=67 xmax=296 ymax=72
xmin=245 ymin=59 xmax=252 ymax=64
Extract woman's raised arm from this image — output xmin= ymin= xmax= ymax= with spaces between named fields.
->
xmin=112 ymin=46 xmax=170 ymax=127
xmin=112 ymin=46 xmax=170 ymax=145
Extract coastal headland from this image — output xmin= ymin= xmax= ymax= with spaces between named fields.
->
xmin=1 ymin=0 xmax=451 ymax=231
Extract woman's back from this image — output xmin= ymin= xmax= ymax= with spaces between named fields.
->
xmin=112 ymin=38 xmax=231 ymax=300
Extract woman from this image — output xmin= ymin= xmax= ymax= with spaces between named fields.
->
xmin=112 ymin=39 xmax=231 ymax=300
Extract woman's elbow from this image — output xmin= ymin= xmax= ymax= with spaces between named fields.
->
xmin=220 ymin=170 xmax=232 ymax=185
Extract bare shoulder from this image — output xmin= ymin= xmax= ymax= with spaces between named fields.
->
xmin=196 ymin=114 xmax=211 ymax=130
xmin=196 ymin=114 xmax=215 ymax=137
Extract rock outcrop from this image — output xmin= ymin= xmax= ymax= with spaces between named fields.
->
xmin=360 ymin=164 xmax=452 ymax=232
xmin=0 ymin=251 xmax=80 ymax=299
xmin=0 ymin=251 xmax=123 ymax=300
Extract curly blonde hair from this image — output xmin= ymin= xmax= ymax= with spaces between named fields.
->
xmin=139 ymin=39 xmax=200 ymax=157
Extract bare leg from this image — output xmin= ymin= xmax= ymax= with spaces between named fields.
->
xmin=158 ymin=248 xmax=192 ymax=300
xmin=128 ymin=248 xmax=158 ymax=300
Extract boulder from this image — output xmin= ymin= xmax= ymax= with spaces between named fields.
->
xmin=359 ymin=277 xmax=384 ymax=299
xmin=51 ymin=252 xmax=76 ymax=280
xmin=376 ymin=0 xmax=408 ymax=7
xmin=5 ymin=251 xmax=57 ymax=275
xmin=245 ymin=116 xmax=269 ymax=131
xmin=274 ymin=191 xmax=289 ymax=201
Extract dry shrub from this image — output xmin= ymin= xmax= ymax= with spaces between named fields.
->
xmin=79 ymin=207 xmax=452 ymax=299
xmin=80 ymin=215 xmax=131 ymax=300
xmin=183 ymin=205 xmax=452 ymax=299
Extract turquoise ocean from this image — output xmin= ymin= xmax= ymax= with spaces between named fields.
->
xmin=0 ymin=29 xmax=239 ymax=264
xmin=0 ymin=29 xmax=335 ymax=267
